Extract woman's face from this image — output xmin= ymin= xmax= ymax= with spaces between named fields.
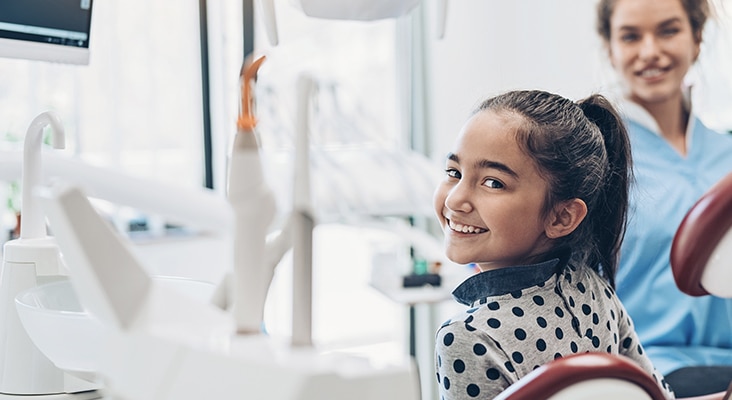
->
xmin=607 ymin=0 xmax=700 ymax=106
xmin=433 ymin=110 xmax=554 ymax=271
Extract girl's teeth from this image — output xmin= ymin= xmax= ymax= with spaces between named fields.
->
xmin=449 ymin=221 xmax=485 ymax=234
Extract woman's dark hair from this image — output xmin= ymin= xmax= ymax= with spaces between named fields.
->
xmin=596 ymin=0 xmax=710 ymax=43
xmin=474 ymin=90 xmax=632 ymax=288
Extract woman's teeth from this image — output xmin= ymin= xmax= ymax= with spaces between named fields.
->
xmin=448 ymin=220 xmax=486 ymax=234
xmin=640 ymin=68 xmax=664 ymax=78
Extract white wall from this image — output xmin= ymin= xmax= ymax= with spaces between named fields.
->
xmin=423 ymin=0 xmax=607 ymax=161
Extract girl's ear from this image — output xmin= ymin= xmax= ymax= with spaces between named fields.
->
xmin=545 ymin=198 xmax=588 ymax=239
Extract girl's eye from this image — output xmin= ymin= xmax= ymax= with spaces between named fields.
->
xmin=483 ymin=179 xmax=504 ymax=189
xmin=445 ymin=168 xmax=461 ymax=179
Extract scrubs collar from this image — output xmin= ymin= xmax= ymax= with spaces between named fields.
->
xmin=606 ymin=84 xmax=695 ymax=148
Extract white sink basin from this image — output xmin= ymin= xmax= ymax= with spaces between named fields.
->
xmin=14 ymin=276 xmax=216 ymax=380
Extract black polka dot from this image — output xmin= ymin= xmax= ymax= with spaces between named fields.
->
xmin=443 ymin=333 xmax=454 ymax=346
xmin=591 ymin=291 xmax=596 ymax=300
xmin=512 ymin=307 xmax=524 ymax=317
xmin=606 ymin=321 xmax=611 ymax=331
xmin=565 ymin=273 xmax=573 ymax=283
xmin=571 ymin=316 xmax=580 ymax=331
xmin=487 ymin=318 xmax=501 ymax=329
xmin=555 ymin=307 xmax=565 ymax=318
xmin=465 ymin=323 xmax=476 ymax=332
xmin=454 ymin=359 xmax=465 ymax=373
xmin=582 ymin=304 xmax=591 ymax=315
xmin=604 ymin=288 xmax=612 ymax=299
xmin=512 ymin=352 xmax=524 ymax=364
xmin=592 ymin=313 xmax=599 ymax=325
xmin=487 ymin=302 xmax=500 ymax=311
xmin=585 ymin=328 xmax=594 ymax=338
xmin=537 ymin=339 xmax=547 ymax=351
xmin=622 ymin=337 xmax=632 ymax=349
xmin=592 ymin=336 xmax=601 ymax=348
xmin=436 ymin=372 xmax=441 ymax=383
xmin=569 ymin=296 xmax=575 ymax=307
xmin=614 ymin=333 xmax=618 ymax=344
xmin=443 ymin=376 xmax=451 ymax=390
xmin=577 ymin=282 xmax=586 ymax=293
xmin=505 ymin=361 xmax=515 ymax=373
xmin=479 ymin=298 xmax=487 ymax=305
xmin=510 ymin=290 xmax=522 ymax=299
xmin=637 ymin=344 xmax=644 ymax=355
xmin=607 ymin=345 xmax=612 ymax=352
xmin=554 ymin=353 xmax=563 ymax=359
xmin=467 ymin=384 xmax=480 ymax=397
xmin=465 ymin=315 xmax=474 ymax=324
xmin=515 ymin=328 xmax=527 ymax=341
xmin=474 ymin=343 xmax=487 ymax=355
xmin=533 ymin=295 xmax=544 ymax=306
xmin=537 ymin=317 xmax=548 ymax=328
xmin=610 ymin=309 xmax=616 ymax=320
xmin=486 ymin=368 xmax=500 ymax=380
xmin=570 ymin=342 xmax=578 ymax=353
xmin=555 ymin=327 xmax=564 ymax=340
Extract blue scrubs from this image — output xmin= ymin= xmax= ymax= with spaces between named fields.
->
xmin=615 ymin=99 xmax=732 ymax=376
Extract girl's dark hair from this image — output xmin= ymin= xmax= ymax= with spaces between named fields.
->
xmin=474 ymin=90 xmax=632 ymax=288
xmin=596 ymin=0 xmax=710 ymax=43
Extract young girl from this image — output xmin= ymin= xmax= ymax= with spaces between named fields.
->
xmin=433 ymin=89 xmax=674 ymax=399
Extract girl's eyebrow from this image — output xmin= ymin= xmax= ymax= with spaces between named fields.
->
xmin=446 ymin=152 xmax=518 ymax=178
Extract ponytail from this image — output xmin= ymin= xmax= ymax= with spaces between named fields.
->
xmin=577 ymin=95 xmax=632 ymax=288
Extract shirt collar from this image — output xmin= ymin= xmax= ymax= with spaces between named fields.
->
xmin=606 ymin=84 xmax=695 ymax=146
xmin=451 ymin=256 xmax=567 ymax=306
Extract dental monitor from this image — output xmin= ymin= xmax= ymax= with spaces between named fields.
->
xmin=0 ymin=0 xmax=93 ymax=65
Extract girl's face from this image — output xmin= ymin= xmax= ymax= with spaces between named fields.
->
xmin=433 ymin=110 xmax=555 ymax=271
xmin=607 ymin=0 xmax=700 ymax=107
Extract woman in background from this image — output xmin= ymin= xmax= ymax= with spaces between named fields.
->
xmin=597 ymin=0 xmax=732 ymax=396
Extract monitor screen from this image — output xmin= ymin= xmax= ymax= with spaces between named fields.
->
xmin=0 ymin=0 xmax=93 ymax=65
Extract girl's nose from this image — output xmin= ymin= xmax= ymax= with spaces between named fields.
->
xmin=444 ymin=182 xmax=473 ymax=213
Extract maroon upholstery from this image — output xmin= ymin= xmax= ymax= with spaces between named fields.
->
xmin=494 ymin=353 xmax=667 ymax=400
xmin=671 ymin=172 xmax=732 ymax=296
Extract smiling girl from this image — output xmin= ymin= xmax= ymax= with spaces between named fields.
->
xmin=433 ymin=90 xmax=674 ymax=399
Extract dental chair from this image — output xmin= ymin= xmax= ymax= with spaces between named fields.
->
xmin=671 ymin=172 xmax=732 ymax=298
xmin=493 ymin=352 xmax=668 ymax=400
xmin=494 ymin=352 xmax=729 ymax=400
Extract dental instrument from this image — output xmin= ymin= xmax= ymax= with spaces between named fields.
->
xmin=0 ymin=111 xmax=100 ymax=398
xmin=227 ymin=55 xmax=279 ymax=334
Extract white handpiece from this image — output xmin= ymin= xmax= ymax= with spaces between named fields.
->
xmin=228 ymin=56 xmax=278 ymax=334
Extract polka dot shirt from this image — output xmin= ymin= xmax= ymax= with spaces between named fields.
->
xmin=434 ymin=256 xmax=675 ymax=399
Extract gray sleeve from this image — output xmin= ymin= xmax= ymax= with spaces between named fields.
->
xmin=435 ymin=322 xmax=517 ymax=400
xmin=615 ymin=299 xmax=676 ymax=399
